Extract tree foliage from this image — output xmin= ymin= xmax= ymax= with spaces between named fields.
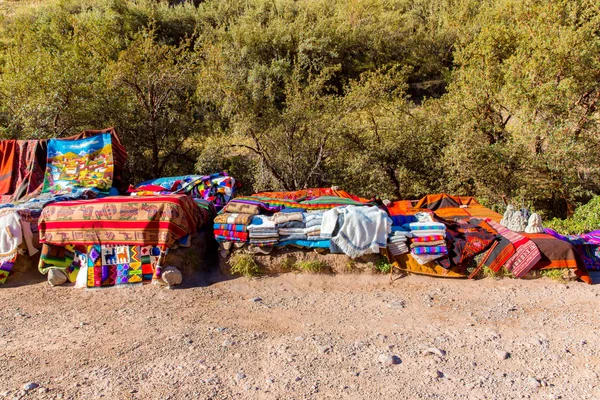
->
xmin=0 ymin=0 xmax=599 ymax=218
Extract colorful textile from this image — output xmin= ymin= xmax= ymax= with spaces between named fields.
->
xmin=39 ymin=194 xmax=199 ymax=247
xmin=0 ymin=209 xmax=38 ymax=284
xmin=248 ymin=215 xmax=277 ymax=230
xmin=0 ymin=141 xmax=17 ymax=195
xmin=410 ymin=240 xmax=446 ymax=248
xmin=411 ymin=246 xmax=447 ymax=255
xmin=412 ymin=194 xmax=503 ymax=222
xmin=214 ymin=223 xmax=247 ymax=232
xmin=382 ymin=248 xmax=466 ymax=278
xmin=66 ymin=128 xmax=128 ymax=192
xmin=253 ymin=188 xmax=370 ymax=202
xmin=215 ymin=235 xmax=247 ymax=243
xmin=214 ymin=213 xmax=254 ymax=226
xmin=0 ymin=140 xmax=47 ymax=203
xmin=0 ymin=254 xmax=16 ymax=284
xmin=231 ymin=195 xmax=372 ymax=213
xmin=84 ymin=244 xmax=166 ymax=287
xmin=437 ymin=218 xmax=498 ymax=271
xmin=525 ymin=233 xmax=591 ymax=284
xmin=134 ymin=172 xmax=237 ymax=209
xmin=42 ymin=134 xmax=114 ymax=195
xmin=412 ymin=235 xmax=445 ymax=243
xmin=479 ymin=219 xmax=516 ymax=272
xmin=213 ymin=229 xmax=249 ymax=241
xmin=276 ymin=239 xmax=330 ymax=248
xmin=545 ymin=228 xmax=600 ymax=270
xmin=224 ymin=201 xmax=261 ymax=215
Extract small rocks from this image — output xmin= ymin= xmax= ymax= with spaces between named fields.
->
xmin=378 ymin=354 xmax=401 ymax=365
xmin=387 ymin=299 xmax=406 ymax=309
xmin=423 ymin=348 xmax=446 ymax=357
xmin=47 ymin=269 xmax=67 ymax=286
xmin=527 ymin=377 xmax=541 ymax=389
xmin=426 ymin=370 xmax=444 ymax=379
xmin=161 ymin=266 xmax=182 ymax=286
xmin=250 ymin=297 xmax=262 ymax=303
xmin=495 ymin=349 xmax=510 ymax=360
xmin=22 ymin=383 xmax=39 ymax=392
xmin=316 ymin=345 xmax=331 ymax=354
xmin=235 ymin=373 xmax=246 ymax=381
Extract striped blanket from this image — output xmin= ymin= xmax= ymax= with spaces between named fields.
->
xmin=38 ymin=194 xmax=200 ymax=248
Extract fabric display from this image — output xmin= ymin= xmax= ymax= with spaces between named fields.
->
xmin=213 ymin=213 xmax=255 ymax=243
xmin=248 ymin=215 xmax=278 ymax=246
xmin=132 ymin=172 xmax=236 ymax=210
xmin=0 ymin=140 xmax=47 ymax=204
xmin=38 ymin=194 xmax=200 ymax=248
xmin=407 ymin=220 xmax=448 ymax=264
xmin=321 ymin=205 xmax=391 ymax=258
xmin=42 ymin=134 xmax=114 ymax=196
xmin=0 ymin=209 xmax=38 ymax=284
xmin=545 ymin=229 xmax=600 ymax=270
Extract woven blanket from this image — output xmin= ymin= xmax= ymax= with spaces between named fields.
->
xmin=80 ymin=244 xmax=166 ymax=287
xmin=42 ymin=134 xmax=114 ymax=195
xmin=38 ymin=194 xmax=199 ymax=247
xmin=525 ymin=233 xmax=591 ymax=283
xmin=248 ymin=215 xmax=277 ymax=231
xmin=214 ymin=213 xmax=254 ymax=226
xmin=412 ymin=230 xmax=446 ymax=238
xmin=278 ymin=221 xmax=305 ymax=229
xmin=215 ymin=235 xmax=247 ymax=243
xmin=545 ymin=228 xmax=600 ymax=270
xmin=0 ymin=141 xmax=17 ymax=195
xmin=411 ymin=246 xmax=447 ymax=255
xmin=437 ymin=218 xmax=497 ymax=271
xmin=410 ymin=240 xmax=446 ymax=248
xmin=224 ymin=201 xmax=261 ymax=215
xmin=213 ymin=229 xmax=249 ymax=241
xmin=214 ymin=223 xmax=247 ymax=232
xmin=412 ymin=235 xmax=445 ymax=243
xmin=134 ymin=172 xmax=236 ymax=210
xmin=273 ymin=213 xmax=304 ymax=224
xmin=0 ymin=140 xmax=47 ymax=204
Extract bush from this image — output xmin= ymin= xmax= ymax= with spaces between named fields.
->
xmin=229 ymin=252 xmax=261 ymax=277
xmin=546 ymin=196 xmax=600 ymax=235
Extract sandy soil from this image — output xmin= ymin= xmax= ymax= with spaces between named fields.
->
xmin=1 ymin=269 xmax=600 ymax=400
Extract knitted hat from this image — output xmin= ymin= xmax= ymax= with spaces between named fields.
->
xmin=525 ymin=213 xmax=544 ymax=233
xmin=500 ymin=205 xmax=515 ymax=228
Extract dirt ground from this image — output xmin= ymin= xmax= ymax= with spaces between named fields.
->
xmin=1 ymin=268 xmax=600 ymax=400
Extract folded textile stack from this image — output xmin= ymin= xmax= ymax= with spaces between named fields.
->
xmin=213 ymin=213 xmax=254 ymax=242
xmin=387 ymin=227 xmax=412 ymax=256
xmin=248 ymin=215 xmax=279 ymax=246
xmin=408 ymin=221 xmax=448 ymax=264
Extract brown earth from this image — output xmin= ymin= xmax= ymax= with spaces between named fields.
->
xmin=1 ymin=265 xmax=600 ymax=400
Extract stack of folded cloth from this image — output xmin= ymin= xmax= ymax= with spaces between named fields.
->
xmin=214 ymin=213 xmax=254 ymax=242
xmin=274 ymin=211 xmax=306 ymax=241
xmin=387 ymin=226 xmax=412 ymax=256
xmin=408 ymin=221 xmax=447 ymax=264
xmin=304 ymin=211 xmax=324 ymax=241
xmin=248 ymin=215 xmax=279 ymax=246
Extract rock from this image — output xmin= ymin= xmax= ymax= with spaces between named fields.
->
xmin=47 ymin=269 xmax=67 ymax=286
xmin=22 ymin=383 xmax=39 ymax=392
xmin=378 ymin=354 xmax=401 ymax=365
xmin=387 ymin=299 xmax=406 ymax=309
xmin=235 ymin=373 xmax=246 ymax=381
xmin=423 ymin=348 xmax=446 ymax=357
xmin=527 ymin=377 xmax=541 ymax=389
xmin=495 ymin=350 xmax=510 ymax=360
xmin=266 ymin=378 xmax=274 ymax=384
xmin=426 ymin=370 xmax=444 ymax=379
xmin=250 ymin=297 xmax=262 ymax=303
xmin=317 ymin=345 xmax=331 ymax=354
xmin=161 ymin=266 xmax=182 ymax=286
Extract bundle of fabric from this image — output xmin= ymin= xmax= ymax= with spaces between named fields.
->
xmin=247 ymin=215 xmax=278 ymax=246
xmin=0 ymin=140 xmax=47 ymax=204
xmin=524 ymin=232 xmax=591 ymax=283
xmin=408 ymin=221 xmax=448 ymax=264
xmin=321 ymin=205 xmax=391 ymax=258
xmin=132 ymin=172 xmax=237 ymax=210
xmin=437 ymin=218 xmax=498 ymax=273
xmin=253 ymin=188 xmax=371 ymax=203
xmin=213 ymin=213 xmax=254 ymax=242
xmin=387 ymin=230 xmax=410 ymax=256
xmin=226 ymin=195 xmax=374 ymax=215
xmin=0 ymin=209 xmax=38 ymax=283
xmin=545 ymin=229 xmax=600 ymax=270
xmin=406 ymin=194 xmax=503 ymax=222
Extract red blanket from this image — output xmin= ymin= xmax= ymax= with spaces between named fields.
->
xmin=38 ymin=194 xmax=200 ymax=248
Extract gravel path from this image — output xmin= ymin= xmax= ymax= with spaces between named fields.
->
xmin=1 ymin=270 xmax=599 ymax=399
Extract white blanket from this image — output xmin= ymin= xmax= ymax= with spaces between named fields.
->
xmin=321 ymin=206 xmax=391 ymax=259
xmin=0 ymin=210 xmax=37 ymax=263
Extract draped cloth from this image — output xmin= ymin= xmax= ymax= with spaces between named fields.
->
xmin=38 ymin=194 xmax=200 ymax=248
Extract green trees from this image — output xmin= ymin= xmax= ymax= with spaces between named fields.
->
xmin=0 ymin=0 xmax=599 ymax=217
